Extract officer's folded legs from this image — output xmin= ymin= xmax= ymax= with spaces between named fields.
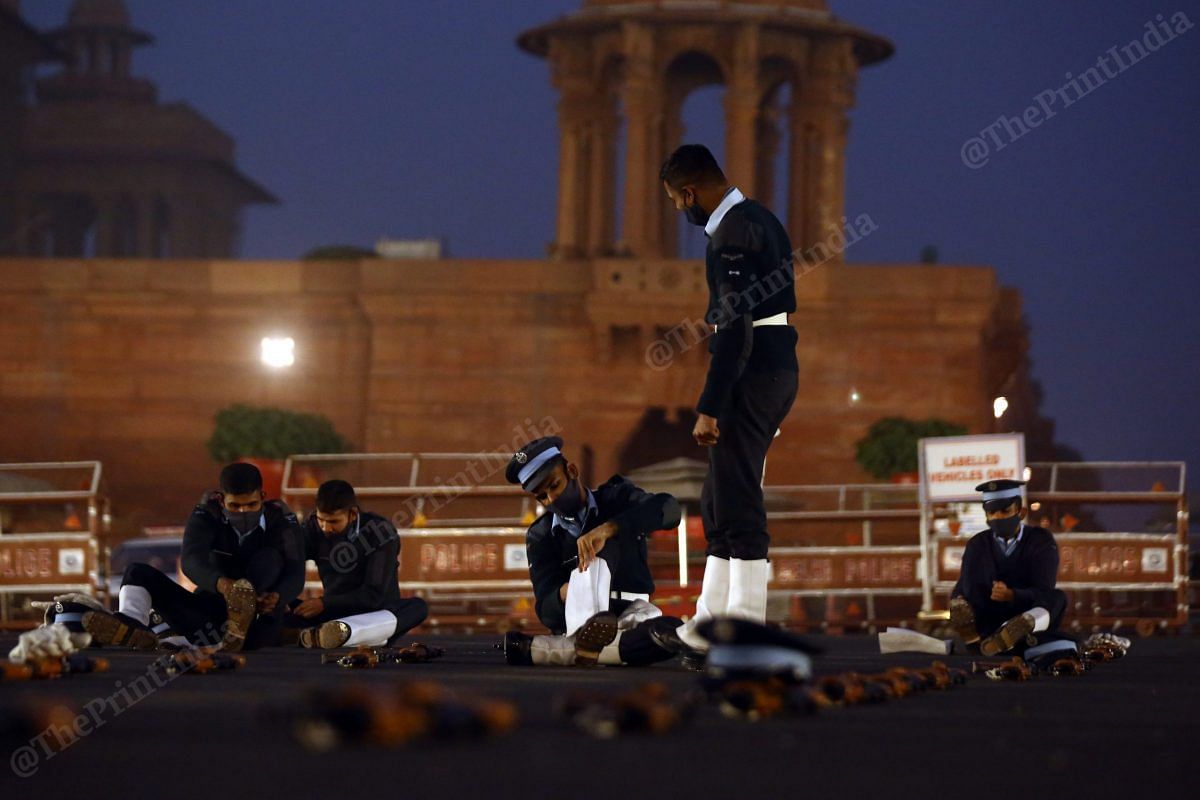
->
xmin=85 ymin=562 xmax=226 ymax=648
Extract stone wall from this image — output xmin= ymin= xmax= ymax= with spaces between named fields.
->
xmin=0 ymin=256 xmax=1023 ymax=534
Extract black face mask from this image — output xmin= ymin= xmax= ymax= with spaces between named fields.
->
xmin=683 ymin=191 xmax=709 ymax=227
xmin=551 ymin=478 xmax=585 ymax=519
xmin=223 ymin=508 xmax=261 ymax=537
xmin=988 ymin=515 xmax=1022 ymax=540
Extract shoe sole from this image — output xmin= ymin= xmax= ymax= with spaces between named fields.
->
xmin=82 ymin=611 xmax=158 ymax=650
xmin=316 ymin=621 xmax=351 ymax=649
xmin=574 ymin=613 xmax=619 ymax=666
xmin=981 ymin=614 xmax=1034 ymax=657
xmin=220 ymin=580 xmax=257 ymax=653
xmin=949 ymin=599 xmax=980 ymax=644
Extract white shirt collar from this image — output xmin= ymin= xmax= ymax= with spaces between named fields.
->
xmin=995 ymin=523 xmax=1025 ymax=554
xmin=552 ymin=489 xmax=597 ymax=539
xmin=703 ymin=186 xmax=746 ymax=238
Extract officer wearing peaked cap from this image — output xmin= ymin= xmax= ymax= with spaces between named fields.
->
xmin=501 ymin=436 xmax=684 ymax=667
xmin=948 ymin=479 xmax=1073 ymax=658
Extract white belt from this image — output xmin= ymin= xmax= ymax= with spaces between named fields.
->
xmin=752 ymin=312 xmax=789 ymax=328
xmin=711 ymin=312 xmax=789 ymax=333
xmin=610 ymin=591 xmax=650 ymax=602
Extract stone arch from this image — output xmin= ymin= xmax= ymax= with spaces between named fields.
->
xmin=662 ymin=49 xmax=725 ymax=257
xmin=520 ymin=4 xmax=889 ymax=260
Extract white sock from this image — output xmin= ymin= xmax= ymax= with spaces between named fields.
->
xmin=726 ymin=558 xmax=769 ymax=623
xmin=530 ymin=634 xmax=576 ymax=666
xmin=118 ymin=585 xmax=152 ymax=626
xmin=1026 ymin=606 xmax=1050 ymax=633
xmin=340 ymin=610 xmax=398 ymax=647
xmin=677 ymin=556 xmax=730 ymax=650
xmin=597 ymin=631 xmax=625 ymax=665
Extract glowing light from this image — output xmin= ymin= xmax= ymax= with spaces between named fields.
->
xmin=993 ymin=396 xmax=1009 ymax=419
xmin=849 ymin=388 xmax=861 ymax=404
xmin=1030 ymin=501 xmax=1041 ymax=511
xmin=260 ymin=337 xmax=295 ymax=368
xmin=1022 ymin=466 xmax=1032 ymax=482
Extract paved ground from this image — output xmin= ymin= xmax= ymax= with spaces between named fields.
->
xmin=1 ymin=632 xmax=1196 ymax=799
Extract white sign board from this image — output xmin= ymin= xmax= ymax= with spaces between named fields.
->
xmin=919 ymin=433 xmax=1025 ymax=503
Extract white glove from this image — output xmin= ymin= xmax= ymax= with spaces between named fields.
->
xmin=8 ymin=623 xmax=92 ymax=663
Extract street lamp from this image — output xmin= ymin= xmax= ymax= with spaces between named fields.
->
xmin=261 ymin=336 xmax=295 ymax=368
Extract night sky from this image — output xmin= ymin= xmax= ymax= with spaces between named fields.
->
xmin=22 ymin=1 xmax=1200 ymax=509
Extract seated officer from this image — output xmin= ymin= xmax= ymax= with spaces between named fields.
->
xmin=501 ymin=436 xmax=683 ymax=667
xmin=82 ymin=463 xmax=306 ymax=651
xmin=282 ymin=479 xmax=428 ymax=649
xmin=950 ymin=479 xmax=1071 ymax=656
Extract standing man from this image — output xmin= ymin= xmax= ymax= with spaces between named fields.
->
xmin=656 ymin=144 xmax=798 ymax=654
xmin=81 ymin=463 xmax=306 ymax=651
xmin=282 ymin=479 xmax=428 ymax=649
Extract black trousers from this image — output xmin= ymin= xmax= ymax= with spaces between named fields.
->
xmin=121 ymin=549 xmax=285 ymax=650
xmin=702 ymin=368 xmax=798 ymax=560
xmin=280 ymin=596 xmax=429 ymax=645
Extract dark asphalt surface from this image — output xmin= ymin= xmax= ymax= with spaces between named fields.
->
xmin=1 ymin=632 xmax=1196 ymax=799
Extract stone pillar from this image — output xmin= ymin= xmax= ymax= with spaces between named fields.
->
xmin=548 ymin=38 xmax=593 ymax=260
xmin=657 ymin=85 xmax=685 ymax=259
xmin=754 ymin=101 xmax=782 ymax=211
xmin=724 ymin=23 xmax=760 ymax=197
xmin=93 ymin=194 xmax=117 ymax=257
xmin=790 ymin=38 xmax=855 ymax=258
xmin=619 ymin=20 xmax=663 ymax=258
xmin=585 ymin=87 xmax=618 ymax=257
xmin=135 ymin=194 xmax=155 ymax=257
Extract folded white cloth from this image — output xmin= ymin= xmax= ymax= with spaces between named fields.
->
xmin=564 ymin=558 xmax=612 ymax=637
xmin=9 ymin=623 xmax=91 ymax=663
xmin=878 ymin=627 xmax=952 ymax=655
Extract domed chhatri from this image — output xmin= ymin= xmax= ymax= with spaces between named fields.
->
xmin=519 ymin=0 xmax=892 ymax=261
xmin=64 ymin=0 xmax=148 ymax=40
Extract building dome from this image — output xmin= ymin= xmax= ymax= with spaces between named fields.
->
xmin=68 ymin=0 xmax=131 ymax=29
xmin=582 ymin=0 xmax=828 ymax=11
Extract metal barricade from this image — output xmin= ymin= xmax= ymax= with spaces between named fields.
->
xmin=0 ymin=461 xmax=108 ymax=624
xmin=928 ymin=461 xmax=1189 ymax=632
xmin=283 ymin=453 xmax=538 ymax=629
xmin=765 ymin=483 xmax=923 ymax=630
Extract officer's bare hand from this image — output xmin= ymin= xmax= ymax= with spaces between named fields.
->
xmin=990 ymin=581 xmax=1014 ymax=602
xmin=694 ymin=414 xmax=720 ymax=446
xmin=577 ymin=522 xmax=616 ymax=572
xmin=257 ymin=592 xmax=279 ymax=614
xmin=294 ymin=597 xmax=325 ymax=618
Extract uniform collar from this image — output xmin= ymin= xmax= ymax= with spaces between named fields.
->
xmin=552 ymin=489 xmax=598 ymax=539
xmin=235 ymin=512 xmax=267 ymax=545
xmin=704 ymin=186 xmax=746 ymax=238
xmin=994 ymin=523 xmax=1025 ymax=555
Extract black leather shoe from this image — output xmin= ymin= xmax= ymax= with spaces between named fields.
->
xmin=647 ymin=617 xmax=707 ymax=669
xmin=574 ymin=612 xmax=619 ymax=666
xmin=980 ymin=612 xmax=1035 ymax=657
xmin=503 ymin=631 xmax=533 ymax=666
xmin=697 ymin=617 xmax=823 ymax=655
xmin=949 ymin=596 xmax=981 ymax=644
xmin=82 ymin=610 xmax=158 ymax=650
